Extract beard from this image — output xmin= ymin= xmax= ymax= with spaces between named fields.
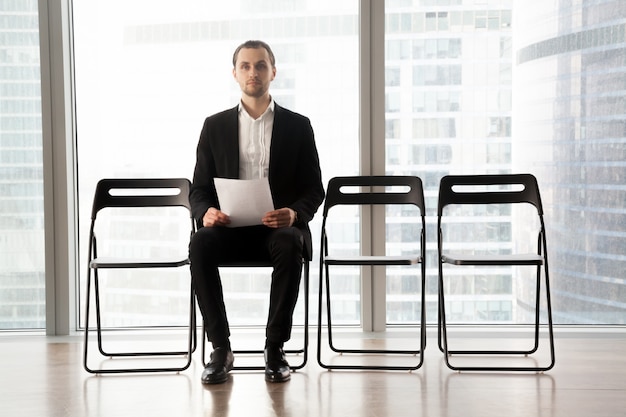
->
xmin=242 ymin=81 xmax=269 ymax=98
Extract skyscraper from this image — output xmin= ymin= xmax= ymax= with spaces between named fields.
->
xmin=384 ymin=0 xmax=516 ymax=324
xmin=0 ymin=0 xmax=45 ymax=329
xmin=514 ymin=0 xmax=626 ymax=324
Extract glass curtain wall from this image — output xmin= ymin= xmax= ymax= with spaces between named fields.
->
xmin=514 ymin=0 xmax=626 ymax=324
xmin=0 ymin=0 xmax=45 ymax=329
xmin=4 ymin=0 xmax=624 ymax=332
xmin=72 ymin=0 xmax=360 ymax=329
xmin=385 ymin=0 xmax=625 ymax=325
xmin=385 ymin=0 xmax=516 ymax=324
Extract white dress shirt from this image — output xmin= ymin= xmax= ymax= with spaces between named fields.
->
xmin=238 ymin=99 xmax=275 ymax=180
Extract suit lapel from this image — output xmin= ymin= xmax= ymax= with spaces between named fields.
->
xmin=269 ymin=104 xmax=288 ymax=177
xmin=223 ymin=106 xmax=240 ymax=178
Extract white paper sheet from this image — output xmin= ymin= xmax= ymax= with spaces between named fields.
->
xmin=213 ymin=177 xmax=275 ymax=227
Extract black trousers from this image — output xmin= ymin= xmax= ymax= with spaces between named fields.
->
xmin=189 ymin=225 xmax=304 ymax=348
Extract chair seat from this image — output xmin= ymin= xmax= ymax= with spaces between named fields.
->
xmin=441 ymin=253 xmax=543 ymax=266
xmin=217 ymin=260 xmax=273 ymax=267
xmin=90 ymin=256 xmax=190 ymax=268
xmin=324 ymin=255 xmax=421 ymax=266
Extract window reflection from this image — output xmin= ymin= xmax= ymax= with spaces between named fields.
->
xmin=0 ymin=0 xmax=45 ymax=330
xmin=386 ymin=0 xmax=626 ymax=325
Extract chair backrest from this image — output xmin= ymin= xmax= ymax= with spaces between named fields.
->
xmin=91 ymin=178 xmax=192 ymax=219
xmin=323 ymin=176 xmax=425 ymax=216
xmin=437 ymin=174 xmax=544 ymax=216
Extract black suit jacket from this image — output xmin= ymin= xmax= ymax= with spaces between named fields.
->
xmin=189 ymin=103 xmax=325 ymax=259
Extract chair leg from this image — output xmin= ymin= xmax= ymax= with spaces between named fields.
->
xmin=439 ymin=263 xmax=555 ymax=372
xmin=201 ymin=262 xmax=309 ymax=371
xmin=83 ymin=269 xmax=196 ymax=374
xmin=317 ymin=263 xmax=425 ymax=371
xmin=83 ymin=268 xmax=94 ymax=373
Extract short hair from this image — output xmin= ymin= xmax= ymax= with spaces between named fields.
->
xmin=232 ymin=40 xmax=276 ymax=68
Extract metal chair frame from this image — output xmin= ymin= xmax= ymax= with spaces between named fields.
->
xmin=200 ymin=260 xmax=310 ymax=371
xmin=437 ymin=174 xmax=555 ymax=372
xmin=317 ymin=176 xmax=427 ymax=371
xmin=83 ymin=178 xmax=197 ymax=374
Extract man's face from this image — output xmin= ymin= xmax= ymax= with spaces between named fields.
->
xmin=232 ymin=47 xmax=276 ymax=99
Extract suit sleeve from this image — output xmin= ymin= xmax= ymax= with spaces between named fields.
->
xmin=290 ymin=119 xmax=325 ymax=224
xmin=189 ymin=117 xmax=219 ymax=225
xmin=271 ymin=113 xmax=324 ymax=224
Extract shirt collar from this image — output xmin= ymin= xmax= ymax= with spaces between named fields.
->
xmin=238 ymin=97 xmax=275 ymax=120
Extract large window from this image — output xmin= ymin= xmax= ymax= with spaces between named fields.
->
xmin=384 ymin=1 xmax=516 ymax=325
xmin=384 ymin=0 xmax=626 ymax=325
xmin=2 ymin=0 xmax=624 ymax=333
xmin=73 ymin=0 xmax=360 ymax=329
xmin=0 ymin=0 xmax=45 ymax=329
xmin=514 ymin=0 xmax=626 ymax=324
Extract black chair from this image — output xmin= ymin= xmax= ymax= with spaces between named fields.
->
xmin=437 ymin=174 xmax=555 ymax=372
xmin=83 ymin=178 xmax=197 ymax=374
xmin=200 ymin=259 xmax=310 ymax=371
xmin=317 ymin=176 xmax=427 ymax=370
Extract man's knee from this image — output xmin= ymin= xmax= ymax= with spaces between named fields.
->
xmin=189 ymin=227 xmax=222 ymax=262
xmin=269 ymin=227 xmax=304 ymax=256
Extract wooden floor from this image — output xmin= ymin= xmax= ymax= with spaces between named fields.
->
xmin=1 ymin=328 xmax=625 ymax=417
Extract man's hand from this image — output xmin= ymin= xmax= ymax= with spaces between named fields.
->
xmin=262 ymin=208 xmax=296 ymax=228
xmin=202 ymin=207 xmax=231 ymax=227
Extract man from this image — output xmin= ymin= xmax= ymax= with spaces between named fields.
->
xmin=189 ymin=40 xmax=325 ymax=384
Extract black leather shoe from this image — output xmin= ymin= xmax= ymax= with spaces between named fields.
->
xmin=201 ymin=347 xmax=234 ymax=384
xmin=264 ymin=346 xmax=291 ymax=383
